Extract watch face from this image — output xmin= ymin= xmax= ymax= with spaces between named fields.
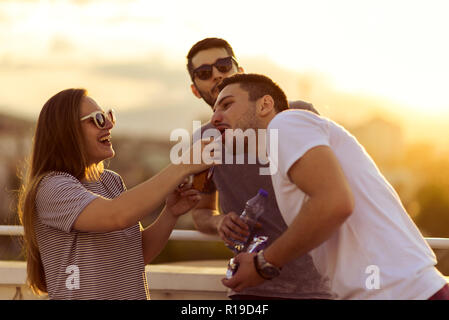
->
xmin=255 ymin=250 xmax=281 ymax=280
xmin=261 ymin=265 xmax=281 ymax=279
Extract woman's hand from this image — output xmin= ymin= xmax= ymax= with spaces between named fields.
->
xmin=182 ymin=138 xmax=222 ymax=175
xmin=165 ymin=184 xmax=202 ymax=218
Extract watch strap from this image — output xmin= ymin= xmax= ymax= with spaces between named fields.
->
xmin=254 ymin=250 xmax=281 ymax=280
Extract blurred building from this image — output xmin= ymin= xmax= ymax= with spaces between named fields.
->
xmin=0 ymin=114 xmax=34 ymax=224
xmin=351 ymin=117 xmax=404 ymax=166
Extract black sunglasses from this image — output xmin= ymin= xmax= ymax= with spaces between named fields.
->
xmin=192 ymin=56 xmax=238 ymax=81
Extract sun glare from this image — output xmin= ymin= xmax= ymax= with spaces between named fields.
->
xmin=0 ymin=0 xmax=448 ymax=140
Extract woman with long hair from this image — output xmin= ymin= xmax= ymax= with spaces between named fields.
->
xmin=17 ymin=88 xmax=214 ymax=299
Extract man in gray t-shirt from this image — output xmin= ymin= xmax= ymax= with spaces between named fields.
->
xmin=186 ymin=38 xmax=332 ymax=299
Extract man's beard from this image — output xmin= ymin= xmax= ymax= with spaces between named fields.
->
xmin=224 ymin=104 xmax=259 ymax=157
xmin=195 ymin=85 xmax=218 ymax=108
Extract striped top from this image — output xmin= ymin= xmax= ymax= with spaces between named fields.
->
xmin=34 ymin=170 xmax=149 ymax=300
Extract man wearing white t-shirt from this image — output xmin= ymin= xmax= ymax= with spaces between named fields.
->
xmin=217 ymin=73 xmax=449 ymax=299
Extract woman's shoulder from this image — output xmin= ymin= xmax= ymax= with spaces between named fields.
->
xmin=102 ymin=169 xmax=123 ymax=181
xmin=101 ymin=169 xmax=126 ymax=191
xmin=39 ymin=170 xmax=125 ymax=191
xmin=40 ymin=171 xmax=80 ymax=186
xmin=36 ymin=171 xmax=86 ymax=201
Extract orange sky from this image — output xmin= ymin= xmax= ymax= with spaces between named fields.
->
xmin=0 ymin=0 xmax=448 ymax=149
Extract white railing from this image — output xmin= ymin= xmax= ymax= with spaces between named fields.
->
xmin=0 ymin=225 xmax=449 ymax=249
xmin=0 ymin=226 xmax=24 ymax=237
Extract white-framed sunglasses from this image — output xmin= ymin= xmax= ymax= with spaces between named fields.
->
xmin=80 ymin=109 xmax=116 ymax=129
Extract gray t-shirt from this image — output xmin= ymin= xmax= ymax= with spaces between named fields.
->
xmin=200 ymin=101 xmax=333 ymax=299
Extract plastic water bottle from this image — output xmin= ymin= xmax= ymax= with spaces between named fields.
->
xmin=227 ymin=188 xmax=268 ymax=253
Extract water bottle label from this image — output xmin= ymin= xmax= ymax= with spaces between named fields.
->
xmin=225 ymin=236 xmax=269 ymax=279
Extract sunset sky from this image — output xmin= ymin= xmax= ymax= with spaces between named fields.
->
xmin=0 ymin=0 xmax=448 ymax=148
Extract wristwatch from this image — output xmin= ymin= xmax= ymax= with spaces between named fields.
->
xmin=254 ymin=250 xmax=281 ymax=280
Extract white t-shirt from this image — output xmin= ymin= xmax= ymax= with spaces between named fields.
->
xmin=266 ymin=109 xmax=447 ymax=299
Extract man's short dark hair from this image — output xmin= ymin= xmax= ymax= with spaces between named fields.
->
xmin=186 ymin=38 xmax=236 ymax=81
xmin=218 ymin=73 xmax=289 ymax=113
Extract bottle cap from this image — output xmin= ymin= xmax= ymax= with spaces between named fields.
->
xmin=258 ymin=188 xmax=268 ymax=198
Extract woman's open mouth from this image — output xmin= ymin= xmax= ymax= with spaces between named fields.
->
xmin=99 ymin=134 xmax=112 ymax=146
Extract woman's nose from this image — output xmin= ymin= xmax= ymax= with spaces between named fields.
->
xmin=104 ymin=117 xmax=114 ymax=129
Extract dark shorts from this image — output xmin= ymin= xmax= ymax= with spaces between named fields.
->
xmin=231 ymin=283 xmax=449 ymax=300
xmin=428 ymin=283 xmax=449 ymax=300
xmin=230 ymin=294 xmax=320 ymax=300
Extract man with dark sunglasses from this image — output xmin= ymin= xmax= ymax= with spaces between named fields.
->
xmin=185 ymin=38 xmax=333 ymax=300
xmin=187 ymin=40 xmax=243 ymax=107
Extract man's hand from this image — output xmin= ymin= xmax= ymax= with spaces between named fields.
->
xmin=216 ymin=212 xmax=250 ymax=247
xmin=221 ymin=252 xmax=265 ymax=292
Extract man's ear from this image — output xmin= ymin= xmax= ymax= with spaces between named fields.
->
xmin=237 ymin=66 xmax=244 ymax=74
xmin=257 ymin=95 xmax=275 ymax=116
xmin=191 ymin=83 xmax=202 ymax=99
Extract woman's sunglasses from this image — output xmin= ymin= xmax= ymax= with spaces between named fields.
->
xmin=192 ymin=56 xmax=238 ymax=81
xmin=80 ymin=109 xmax=116 ymax=129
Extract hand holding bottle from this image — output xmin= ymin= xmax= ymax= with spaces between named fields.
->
xmin=217 ymin=212 xmax=250 ymax=247
xmin=224 ymin=189 xmax=268 ymax=253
